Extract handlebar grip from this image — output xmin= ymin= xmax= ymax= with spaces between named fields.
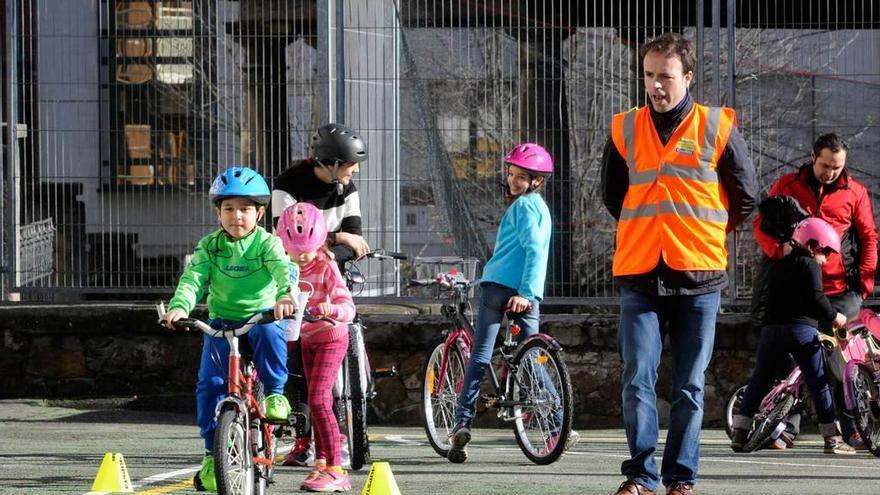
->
xmin=384 ymin=251 xmax=408 ymax=260
xmin=409 ymin=278 xmax=435 ymax=286
xmin=171 ymin=319 xmax=201 ymax=331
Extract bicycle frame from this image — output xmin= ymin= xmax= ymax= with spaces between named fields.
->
xmin=756 ymin=366 xmax=804 ymax=415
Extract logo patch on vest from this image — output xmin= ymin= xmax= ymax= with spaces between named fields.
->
xmin=225 ymin=265 xmax=250 ymax=272
xmin=675 ymin=138 xmax=697 ymax=155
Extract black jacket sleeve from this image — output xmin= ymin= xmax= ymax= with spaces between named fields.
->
xmin=805 ymin=259 xmax=837 ymax=321
xmin=717 ymin=127 xmax=758 ymax=232
xmin=600 ymin=136 xmax=629 ymax=221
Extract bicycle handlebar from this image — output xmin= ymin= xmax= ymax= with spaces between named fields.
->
xmin=156 ymin=303 xmax=318 ymax=338
xmin=355 ymin=249 xmax=408 ymax=262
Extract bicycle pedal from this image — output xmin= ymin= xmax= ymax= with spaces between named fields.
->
xmin=372 ymin=366 xmax=398 ymax=378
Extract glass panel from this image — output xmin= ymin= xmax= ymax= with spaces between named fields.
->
xmin=156 ymin=1 xmax=194 ymax=30
xmin=157 ymin=64 xmax=193 ymax=84
xmin=157 ymin=38 xmax=193 ymax=57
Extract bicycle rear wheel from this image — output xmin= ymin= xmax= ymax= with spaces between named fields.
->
xmin=724 ymin=383 xmax=747 ymax=439
xmin=510 ymin=338 xmax=573 ymax=465
xmin=346 ymin=324 xmax=370 ymax=470
xmin=422 ymin=341 xmax=467 ymax=457
xmin=848 ymin=364 xmax=880 ymax=457
xmin=214 ymin=408 xmax=254 ymax=495
xmin=742 ymin=393 xmax=795 ymax=453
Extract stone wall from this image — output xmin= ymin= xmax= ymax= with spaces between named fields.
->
xmin=0 ymin=304 xmax=758 ymax=428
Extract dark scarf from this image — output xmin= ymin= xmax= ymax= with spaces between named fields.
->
xmin=649 ymin=91 xmax=695 ymax=145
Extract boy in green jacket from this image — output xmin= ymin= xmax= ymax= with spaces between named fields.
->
xmin=161 ymin=167 xmax=297 ymax=492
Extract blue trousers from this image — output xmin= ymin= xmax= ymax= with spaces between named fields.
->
xmin=738 ymin=323 xmax=836 ymax=425
xmin=455 ymin=282 xmax=540 ymax=424
xmin=617 ymin=288 xmax=720 ymax=491
xmin=196 ymin=320 xmax=288 ymax=451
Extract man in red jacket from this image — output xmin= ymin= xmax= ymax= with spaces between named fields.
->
xmin=754 ymin=132 xmax=877 ymax=313
xmin=752 ymin=132 xmax=878 ymax=449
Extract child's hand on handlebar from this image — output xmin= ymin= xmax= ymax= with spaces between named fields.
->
xmin=505 ymin=295 xmax=531 ymax=314
xmin=309 ymin=302 xmax=334 ymax=318
xmin=161 ymin=308 xmax=187 ymax=330
xmin=274 ymin=297 xmax=296 ymax=320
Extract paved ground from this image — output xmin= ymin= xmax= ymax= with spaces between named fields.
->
xmin=1 ymin=400 xmax=878 ymax=494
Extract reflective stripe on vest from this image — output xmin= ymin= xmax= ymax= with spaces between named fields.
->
xmin=610 ymin=104 xmax=735 ymax=275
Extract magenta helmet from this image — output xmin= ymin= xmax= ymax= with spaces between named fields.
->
xmin=277 ymin=202 xmax=328 ymax=254
xmin=504 ymin=143 xmax=553 ymax=176
xmin=791 ymin=217 xmax=840 ymax=254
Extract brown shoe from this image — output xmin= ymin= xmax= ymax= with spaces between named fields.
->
xmin=612 ymin=480 xmax=657 ymax=495
xmin=824 ymin=435 xmax=857 ymax=455
xmin=666 ymin=482 xmax=694 ymax=495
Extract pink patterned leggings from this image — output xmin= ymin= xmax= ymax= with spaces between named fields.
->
xmin=299 ymin=329 xmax=349 ymax=466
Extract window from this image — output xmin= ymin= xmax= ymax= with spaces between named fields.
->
xmin=406 ymin=212 xmax=418 ymax=226
xmin=104 ymin=1 xmax=202 ymax=187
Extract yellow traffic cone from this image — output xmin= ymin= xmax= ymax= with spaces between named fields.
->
xmin=90 ymin=452 xmax=134 ymax=493
xmin=361 ymin=461 xmax=401 ymax=495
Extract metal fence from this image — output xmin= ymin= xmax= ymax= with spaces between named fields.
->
xmin=2 ymin=0 xmax=879 ymax=303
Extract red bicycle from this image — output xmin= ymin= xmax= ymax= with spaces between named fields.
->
xmin=157 ymin=303 xmax=296 ymax=495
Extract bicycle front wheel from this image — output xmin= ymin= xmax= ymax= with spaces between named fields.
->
xmin=422 ymin=341 xmax=467 ymax=457
xmin=742 ymin=393 xmax=795 ymax=453
xmin=214 ymin=408 xmax=254 ymax=495
xmin=848 ymin=364 xmax=880 ymax=457
xmin=346 ymin=324 xmax=370 ymax=470
xmin=510 ymin=338 xmax=573 ymax=465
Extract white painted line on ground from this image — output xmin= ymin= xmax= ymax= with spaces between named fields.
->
xmin=382 ymin=434 xmax=877 ymax=471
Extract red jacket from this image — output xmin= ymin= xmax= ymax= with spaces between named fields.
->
xmin=754 ymin=164 xmax=878 ymax=298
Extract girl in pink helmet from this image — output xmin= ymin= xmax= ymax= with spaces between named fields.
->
xmin=731 ymin=216 xmax=855 ymax=455
xmin=276 ymin=202 xmax=356 ymax=492
xmin=447 ymin=142 xmax=578 ymax=463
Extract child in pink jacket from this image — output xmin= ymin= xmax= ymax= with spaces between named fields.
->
xmin=276 ymin=202 xmax=355 ymax=492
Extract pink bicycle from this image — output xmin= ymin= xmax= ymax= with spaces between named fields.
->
xmin=728 ymin=307 xmax=880 ymax=455
xmin=418 ymin=271 xmax=574 ymax=464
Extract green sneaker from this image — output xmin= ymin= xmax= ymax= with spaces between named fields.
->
xmin=264 ymin=393 xmax=291 ymax=422
xmin=193 ymin=455 xmax=216 ymax=492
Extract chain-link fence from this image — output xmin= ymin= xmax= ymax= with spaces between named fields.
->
xmin=2 ymin=0 xmax=878 ymax=303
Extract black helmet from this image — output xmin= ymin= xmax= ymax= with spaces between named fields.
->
xmin=310 ymin=123 xmax=368 ymax=165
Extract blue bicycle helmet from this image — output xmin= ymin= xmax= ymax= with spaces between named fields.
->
xmin=209 ymin=167 xmax=271 ymax=206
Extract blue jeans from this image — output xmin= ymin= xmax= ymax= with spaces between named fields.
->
xmin=738 ymin=324 xmax=836 ymax=425
xmin=455 ymin=282 xmax=540 ymax=424
xmin=196 ymin=319 xmax=288 ymax=451
xmin=618 ymin=288 xmax=720 ymax=491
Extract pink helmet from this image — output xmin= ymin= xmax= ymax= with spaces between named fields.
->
xmin=277 ymin=202 xmax=328 ymax=254
xmin=791 ymin=217 xmax=840 ymax=254
xmin=504 ymin=143 xmax=553 ymax=176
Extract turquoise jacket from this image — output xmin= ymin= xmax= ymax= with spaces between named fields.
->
xmin=481 ymin=193 xmax=552 ymax=301
xmin=168 ymin=226 xmax=295 ymax=320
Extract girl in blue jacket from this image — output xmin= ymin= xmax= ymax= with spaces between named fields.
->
xmin=447 ymin=143 xmax=559 ymax=463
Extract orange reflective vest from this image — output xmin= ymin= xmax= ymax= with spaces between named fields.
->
xmin=610 ymin=103 xmax=736 ymax=276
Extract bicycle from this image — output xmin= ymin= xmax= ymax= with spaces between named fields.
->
xmin=419 ymin=271 xmax=574 ymax=464
xmin=727 ymin=312 xmax=880 ymax=453
xmin=335 ymin=249 xmax=407 ymax=470
xmin=156 ymin=303 xmax=299 ymax=495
